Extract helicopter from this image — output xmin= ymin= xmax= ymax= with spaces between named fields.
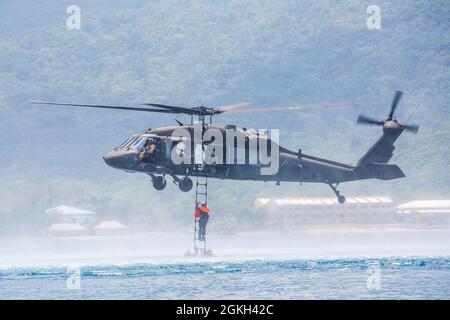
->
xmin=32 ymin=91 xmax=418 ymax=204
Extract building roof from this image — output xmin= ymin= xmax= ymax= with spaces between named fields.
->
xmin=255 ymin=196 xmax=393 ymax=207
xmin=49 ymin=223 xmax=87 ymax=232
xmin=94 ymin=220 xmax=127 ymax=230
xmin=397 ymin=200 xmax=450 ymax=209
xmin=46 ymin=205 xmax=96 ymax=215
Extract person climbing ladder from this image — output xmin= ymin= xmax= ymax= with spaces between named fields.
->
xmin=195 ymin=202 xmax=210 ymax=241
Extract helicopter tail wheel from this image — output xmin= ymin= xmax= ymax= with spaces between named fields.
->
xmin=328 ymin=183 xmax=346 ymax=204
xmin=179 ymin=177 xmax=193 ymax=192
xmin=152 ymin=175 xmax=167 ymax=191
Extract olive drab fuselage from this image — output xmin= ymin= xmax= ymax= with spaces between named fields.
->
xmin=103 ymin=123 xmax=404 ymax=185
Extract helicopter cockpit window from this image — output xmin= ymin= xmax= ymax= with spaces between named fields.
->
xmin=133 ymin=137 xmax=147 ymax=151
xmin=122 ymin=137 xmax=139 ymax=149
xmin=139 ymin=138 xmax=161 ymax=164
xmin=119 ymin=138 xmax=133 ymax=148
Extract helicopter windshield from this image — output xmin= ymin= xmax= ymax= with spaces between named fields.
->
xmin=121 ymin=136 xmax=140 ymax=149
xmin=119 ymin=137 xmax=133 ymax=148
xmin=132 ymin=137 xmax=147 ymax=151
xmin=117 ymin=136 xmax=148 ymax=151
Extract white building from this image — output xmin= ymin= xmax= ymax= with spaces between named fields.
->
xmin=46 ymin=206 xmax=128 ymax=237
xmin=256 ymin=196 xmax=395 ymax=229
xmin=46 ymin=205 xmax=97 ymax=225
xmin=94 ymin=220 xmax=128 ymax=235
xmin=256 ymin=196 xmax=450 ymax=230
xmin=396 ymin=200 xmax=450 ymax=228
xmin=48 ymin=222 xmax=88 ymax=237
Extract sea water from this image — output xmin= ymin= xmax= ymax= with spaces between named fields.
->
xmin=0 ymin=257 xmax=449 ymax=299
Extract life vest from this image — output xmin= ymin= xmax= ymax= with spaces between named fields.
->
xmin=199 ymin=206 xmax=210 ymax=214
xmin=194 ymin=206 xmax=210 ymax=218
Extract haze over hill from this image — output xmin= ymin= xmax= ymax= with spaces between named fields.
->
xmin=0 ymin=0 xmax=449 ymax=234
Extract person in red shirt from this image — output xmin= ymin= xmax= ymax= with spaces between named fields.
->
xmin=195 ymin=202 xmax=210 ymax=241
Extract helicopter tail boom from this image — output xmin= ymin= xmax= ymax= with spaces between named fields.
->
xmin=353 ymin=121 xmax=406 ymax=181
xmin=357 ymin=128 xmax=402 ymax=166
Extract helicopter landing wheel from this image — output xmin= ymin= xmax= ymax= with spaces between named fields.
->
xmin=179 ymin=177 xmax=193 ymax=192
xmin=328 ymin=182 xmax=346 ymax=204
xmin=152 ymin=175 xmax=166 ymax=191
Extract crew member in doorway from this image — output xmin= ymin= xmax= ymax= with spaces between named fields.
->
xmin=195 ymin=202 xmax=210 ymax=241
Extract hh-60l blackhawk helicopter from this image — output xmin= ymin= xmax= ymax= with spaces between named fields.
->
xmin=32 ymin=91 xmax=418 ymax=204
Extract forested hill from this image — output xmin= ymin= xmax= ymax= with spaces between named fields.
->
xmin=0 ymin=0 xmax=449 ymax=233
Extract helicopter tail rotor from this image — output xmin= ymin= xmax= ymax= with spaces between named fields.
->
xmin=356 ymin=90 xmax=420 ymax=134
xmin=356 ymin=91 xmax=419 ymax=167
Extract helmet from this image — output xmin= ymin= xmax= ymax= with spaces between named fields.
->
xmin=201 ymin=202 xmax=207 ymax=206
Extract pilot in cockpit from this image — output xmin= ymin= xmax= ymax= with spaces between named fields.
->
xmin=139 ymin=139 xmax=158 ymax=163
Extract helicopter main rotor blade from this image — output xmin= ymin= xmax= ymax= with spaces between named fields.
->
xmin=224 ymin=103 xmax=353 ymax=114
xmin=142 ymin=103 xmax=200 ymax=115
xmin=357 ymin=114 xmax=384 ymax=126
xmin=217 ymin=102 xmax=252 ymax=112
xmin=32 ymin=100 xmax=356 ymax=117
xmin=388 ymin=90 xmax=403 ymax=119
xmin=30 ymin=101 xmax=177 ymax=113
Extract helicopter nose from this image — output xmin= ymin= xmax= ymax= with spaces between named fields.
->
xmin=103 ymin=151 xmax=117 ymax=167
xmin=103 ymin=150 xmax=138 ymax=169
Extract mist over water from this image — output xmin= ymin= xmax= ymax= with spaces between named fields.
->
xmin=1 ymin=229 xmax=449 ymax=267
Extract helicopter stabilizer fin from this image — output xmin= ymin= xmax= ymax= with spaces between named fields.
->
xmin=359 ymin=163 xmax=405 ymax=180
